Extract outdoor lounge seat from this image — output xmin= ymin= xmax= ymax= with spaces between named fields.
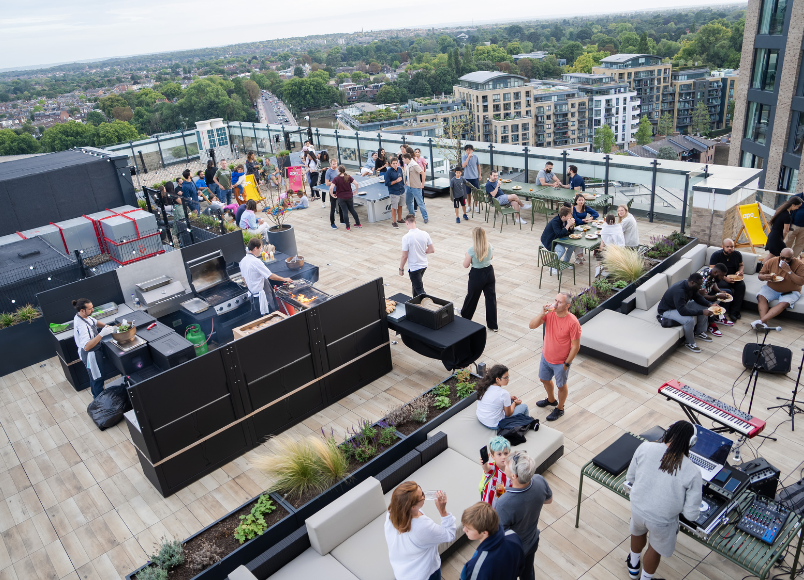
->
xmin=426 ymin=402 xmax=564 ymax=475
xmin=264 ymin=549 xmax=358 ymax=580
xmin=581 ymin=309 xmax=682 ymax=372
xmin=663 ymin=258 xmax=692 ymax=286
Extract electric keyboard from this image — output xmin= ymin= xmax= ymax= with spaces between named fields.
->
xmin=658 ymin=380 xmax=766 ymax=438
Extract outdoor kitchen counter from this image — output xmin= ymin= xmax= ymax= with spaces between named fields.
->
xmin=265 ymin=251 xmax=320 ymax=287
xmin=386 ymin=293 xmax=486 ymax=370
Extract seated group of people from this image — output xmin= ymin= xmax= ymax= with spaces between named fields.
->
xmin=656 ymin=238 xmax=804 ymax=353
xmin=385 ymin=443 xmax=550 ymax=580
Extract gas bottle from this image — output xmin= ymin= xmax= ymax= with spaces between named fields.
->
xmin=185 ymin=324 xmax=208 ymax=357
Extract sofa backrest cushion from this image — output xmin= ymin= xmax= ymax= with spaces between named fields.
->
xmin=686 ymin=244 xmax=707 ymax=272
xmin=635 ymin=273 xmax=669 ymax=311
xmin=664 ymin=258 xmax=692 ymax=287
xmin=706 ymin=245 xmax=759 ymax=274
xmin=306 ymin=477 xmax=386 ymax=556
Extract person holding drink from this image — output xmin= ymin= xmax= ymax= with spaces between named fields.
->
xmin=480 ymin=436 xmax=513 ymax=507
xmin=385 ymin=481 xmax=455 ymax=580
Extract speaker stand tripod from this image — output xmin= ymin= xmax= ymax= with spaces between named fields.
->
xmin=768 ymin=347 xmax=804 ymax=431
xmin=732 ymin=329 xmax=779 ymax=462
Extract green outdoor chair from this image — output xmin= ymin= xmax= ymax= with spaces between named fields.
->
xmin=530 ymin=199 xmax=552 ymax=231
xmin=491 ymin=196 xmax=521 ymax=233
xmin=627 ymin=198 xmax=634 ymax=211
xmin=539 ymin=247 xmax=575 ymax=292
xmin=468 ymin=184 xmax=490 ymax=222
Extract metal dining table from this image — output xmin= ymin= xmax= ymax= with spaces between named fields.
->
xmin=552 ymin=227 xmax=603 ymax=285
xmin=498 ymin=182 xmax=613 ymax=213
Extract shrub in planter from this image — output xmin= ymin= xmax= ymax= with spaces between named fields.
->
xmin=233 ymin=494 xmax=277 ymax=544
xmin=387 ymin=372 xmax=479 ymax=436
xmin=568 ymin=289 xmax=600 ymax=318
xmin=253 ymin=437 xmax=333 ymax=501
xmin=602 ymin=246 xmax=646 ymax=283
xmin=340 ymin=419 xmax=400 ymax=465
xmin=645 ymin=231 xmax=690 ymax=260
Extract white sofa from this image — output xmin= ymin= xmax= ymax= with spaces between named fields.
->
xmin=232 ymin=408 xmax=565 ymax=580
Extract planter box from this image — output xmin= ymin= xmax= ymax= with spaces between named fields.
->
xmin=126 ymin=492 xmax=297 ymax=580
xmin=0 ymin=316 xmax=53 ymax=376
xmin=577 ymin=237 xmax=699 ymax=325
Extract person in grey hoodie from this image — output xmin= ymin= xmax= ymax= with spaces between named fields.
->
xmin=625 ymin=421 xmax=703 ymax=580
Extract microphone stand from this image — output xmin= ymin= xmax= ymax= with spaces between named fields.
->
xmin=733 ymin=327 xmax=779 ymax=462
xmin=768 ymin=347 xmax=804 ymax=431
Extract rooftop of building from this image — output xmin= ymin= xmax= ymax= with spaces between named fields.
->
xmin=600 ymin=53 xmax=661 ymax=63
xmin=458 ymin=71 xmax=526 ymax=83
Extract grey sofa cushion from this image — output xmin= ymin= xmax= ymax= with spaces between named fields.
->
xmin=331 ymin=514 xmax=395 ymax=580
xmin=582 ymin=309 xmax=683 ymax=367
xmin=268 ymin=548 xmax=359 ymax=580
xmin=628 ymin=302 xmax=661 ymax=325
xmin=664 ymin=258 xmax=692 ymax=286
xmin=384 ymin=448 xmax=480 ymax=550
xmin=706 ymin=246 xmax=760 ymax=274
xmin=306 ymin=477 xmax=386 ymax=556
xmin=425 ymin=402 xmax=564 ymax=473
xmin=635 ymin=273 xmax=669 ymax=311
xmin=686 ymin=244 xmax=707 ymax=272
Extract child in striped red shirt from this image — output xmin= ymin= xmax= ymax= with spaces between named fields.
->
xmin=480 ymin=436 xmax=513 ymax=507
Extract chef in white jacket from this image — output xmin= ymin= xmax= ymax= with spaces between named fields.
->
xmin=240 ymin=237 xmax=292 ymax=315
xmin=72 ymin=298 xmax=117 ymax=398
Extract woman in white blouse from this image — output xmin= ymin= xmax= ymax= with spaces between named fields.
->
xmin=385 ymin=481 xmax=455 ymax=580
xmin=618 ymin=204 xmax=640 ymax=247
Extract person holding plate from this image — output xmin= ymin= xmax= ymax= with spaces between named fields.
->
xmin=699 ymin=263 xmax=733 ymax=337
xmin=752 ymin=248 xmax=804 ymax=330
xmin=710 ymin=239 xmax=745 ymax=320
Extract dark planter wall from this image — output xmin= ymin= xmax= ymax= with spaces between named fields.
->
xmin=0 ymin=317 xmax=53 ymax=376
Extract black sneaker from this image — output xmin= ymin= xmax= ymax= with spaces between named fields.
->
xmin=546 ymin=408 xmax=565 ymax=421
xmin=626 ymin=554 xmax=640 ymax=580
xmin=536 ymin=398 xmax=558 ymax=408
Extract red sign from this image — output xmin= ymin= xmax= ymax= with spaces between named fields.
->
xmin=286 ymin=166 xmax=305 ymax=192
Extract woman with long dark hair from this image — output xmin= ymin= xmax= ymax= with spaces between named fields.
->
xmin=625 ymin=421 xmax=702 ymax=580
xmin=460 ymin=227 xmax=498 ymax=332
xmin=384 ymin=481 xmax=454 ymax=580
xmin=475 ymin=365 xmax=527 ymax=429
xmin=765 ymin=197 xmax=803 ymax=259
xmin=245 ymin=151 xmax=262 ymax=186
xmin=375 ymin=148 xmax=388 ymax=173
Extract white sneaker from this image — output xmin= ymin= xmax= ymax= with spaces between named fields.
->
xmin=517 ymin=218 xmax=528 ymax=225
xmin=750 ymin=320 xmax=766 ymax=330
xmin=550 ymin=268 xmax=558 ymax=275
xmin=322 ymin=202 xmax=326 ymax=208
xmin=522 ymin=203 xmax=532 ymax=210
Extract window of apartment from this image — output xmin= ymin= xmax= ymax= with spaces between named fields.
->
xmin=493 ymin=104 xmax=501 ymax=112
xmin=779 ymin=166 xmax=799 ymax=192
xmin=503 ymin=103 xmax=511 ymax=111
xmin=751 ymin=49 xmax=780 ymax=91
xmin=501 ymin=135 xmax=509 ymax=143
xmin=511 ymin=124 xmax=519 ymax=133
xmin=546 ymin=124 xmax=551 ymax=130
xmin=512 ymin=134 xmax=519 ymax=143
xmin=744 ymin=101 xmax=772 ymax=144
xmin=741 ymin=150 xmax=765 ymax=169
xmin=789 ymin=111 xmax=804 ymax=155
xmin=627 ymin=72 xmax=632 ymax=79
xmin=546 ymin=115 xmax=551 ymax=120
xmin=482 ymin=95 xmax=488 ymax=102
xmin=501 ymin=126 xmax=509 ymax=134
xmin=758 ymin=0 xmax=787 ymax=34
xmin=514 ymin=102 xmax=521 ymax=110
xmin=483 ymin=105 xmax=489 ymax=112
xmin=513 ymin=92 xmax=521 ymax=100
xmin=492 ymin=94 xmax=501 ymax=103
xmin=503 ymin=93 xmax=512 ymax=102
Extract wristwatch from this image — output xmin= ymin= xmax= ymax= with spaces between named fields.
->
xmin=564 ymin=361 xmax=572 ymax=368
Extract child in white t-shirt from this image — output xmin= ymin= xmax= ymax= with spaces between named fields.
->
xmin=600 ymin=214 xmax=625 ymax=248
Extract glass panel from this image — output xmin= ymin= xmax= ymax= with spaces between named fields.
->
xmin=744 ymin=102 xmax=771 ymax=144
xmin=790 ymin=111 xmax=804 ymax=155
xmin=779 ymin=166 xmax=799 ymax=192
xmin=758 ymin=0 xmax=787 ymax=34
xmin=751 ymin=49 xmax=767 ymax=89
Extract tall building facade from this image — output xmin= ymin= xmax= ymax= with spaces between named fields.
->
xmin=592 ymin=55 xmax=733 ymax=134
xmin=729 ymin=0 xmax=804 ymax=193
xmin=453 ymin=71 xmax=638 ymax=151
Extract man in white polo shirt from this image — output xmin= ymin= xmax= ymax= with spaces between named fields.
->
xmin=240 ymin=237 xmax=292 ymax=314
xmin=399 ymin=214 xmax=434 ymax=297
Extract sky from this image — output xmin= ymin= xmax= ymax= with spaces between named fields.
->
xmin=1 ymin=0 xmax=742 ymax=70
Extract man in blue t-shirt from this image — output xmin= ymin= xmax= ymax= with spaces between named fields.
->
xmin=485 ymin=171 xmax=528 ymax=224
xmin=568 ymin=165 xmax=595 ymax=200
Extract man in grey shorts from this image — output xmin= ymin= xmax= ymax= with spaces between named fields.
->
xmin=383 ymin=156 xmax=406 ymax=228
xmin=624 ymin=421 xmax=702 ymax=580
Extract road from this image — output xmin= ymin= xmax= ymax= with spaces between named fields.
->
xmin=258 ymin=91 xmax=297 ymax=126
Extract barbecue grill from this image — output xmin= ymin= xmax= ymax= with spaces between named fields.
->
xmin=186 ymin=250 xmax=250 ymax=315
xmin=275 ymin=279 xmax=331 ymax=310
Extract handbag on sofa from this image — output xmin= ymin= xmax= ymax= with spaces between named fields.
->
xmin=657 ymin=314 xmax=682 ymax=328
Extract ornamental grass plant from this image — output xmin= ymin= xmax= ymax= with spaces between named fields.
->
xmin=602 ymin=245 xmax=646 ymax=284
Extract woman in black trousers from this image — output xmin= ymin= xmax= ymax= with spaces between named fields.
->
xmin=460 ymin=227 xmax=498 ymax=331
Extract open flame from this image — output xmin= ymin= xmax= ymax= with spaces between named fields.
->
xmin=292 ymin=293 xmax=315 ymax=304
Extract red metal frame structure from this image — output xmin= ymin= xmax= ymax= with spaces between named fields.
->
xmin=84 ymin=208 xmax=165 ymax=266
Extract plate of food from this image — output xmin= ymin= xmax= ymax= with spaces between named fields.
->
xmin=357 ymin=192 xmax=367 ymax=196
xmin=512 ymin=186 xmax=522 ymax=190
xmin=726 ymin=274 xmax=744 ymax=282
xmin=585 ymin=234 xmax=598 ymax=240
xmin=580 ymin=225 xmax=591 ymax=231
xmin=501 ymin=179 xmax=512 ymax=183
xmin=718 ymin=295 xmax=734 ymax=303
xmin=569 ymin=233 xmax=583 ymax=239
xmin=774 ymin=275 xmax=785 ymax=282
xmin=385 ymin=299 xmax=397 ymax=314
xmin=709 ymin=305 xmax=726 ymax=316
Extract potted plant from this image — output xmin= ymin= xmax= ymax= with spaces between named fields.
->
xmin=265 ymin=150 xmax=298 ymax=256
xmin=0 ymin=304 xmax=51 ymax=376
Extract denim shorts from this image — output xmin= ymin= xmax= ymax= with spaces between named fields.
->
xmin=538 ymin=354 xmax=569 ymax=387
xmin=758 ymin=285 xmax=801 ymax=309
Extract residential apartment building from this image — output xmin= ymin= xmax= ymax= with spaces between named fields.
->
xmin=453 ymin=71 xmax=638 ymax=151
xmin=592 ymin=54 xmax=731 ymax=134
xmin=729 ymin=0 xmax=803 ymax=193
